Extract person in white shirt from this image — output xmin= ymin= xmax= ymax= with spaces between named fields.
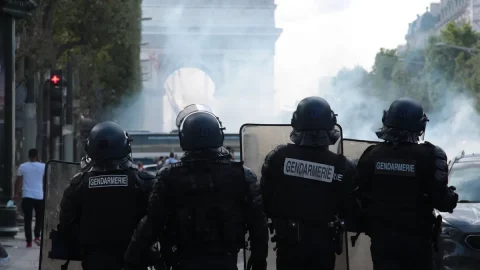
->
xmin=14 ymin=149 xmax=45 ymax=248
xmin=164 ymin=152 xmax=178 ymax=165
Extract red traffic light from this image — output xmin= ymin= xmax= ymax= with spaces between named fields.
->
xmin=50 ymin=75 xmax=60 ymax=85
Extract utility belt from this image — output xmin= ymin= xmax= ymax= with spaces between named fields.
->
xmin=269 ymin=217 xmax=344 ymax=254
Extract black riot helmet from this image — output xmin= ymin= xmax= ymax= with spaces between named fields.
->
xmin=382 ymin=97 xmax=429 ymax=133
xmin=291 ymin=96 xmax=337 ymax=131
xmin=176 ymin=104 xmax=225 ymax=151
xmin=84 ymin=121 xmax=132 ymax=164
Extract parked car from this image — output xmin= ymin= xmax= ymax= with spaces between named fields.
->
xmin=436 ymin=151 xmax=480 ymax=270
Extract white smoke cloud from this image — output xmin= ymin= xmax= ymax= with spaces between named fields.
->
xmin=113 ymin=0 xmax=480 ymax=159
xmin=273 ymin=0 xmax=480 ymax=159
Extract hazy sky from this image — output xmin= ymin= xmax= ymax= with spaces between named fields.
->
xmin=273 ymin=0 xmax=435 ymax=105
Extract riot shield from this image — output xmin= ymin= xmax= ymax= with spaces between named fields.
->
xmin=237 ymin=124 xmax=344 ymax=270
xmin=240 ymin=124 xmax=343 ymax=178
xmin=336 ymin=138 xmax=380 ymax=270
xmin=39 ymin=160 xmax=83 ymax=270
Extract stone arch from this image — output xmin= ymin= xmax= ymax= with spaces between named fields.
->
xmin=141 ymin=0 xmax=282 ymax=131
xmin=155 ymin=57 xmax=224 ymax=97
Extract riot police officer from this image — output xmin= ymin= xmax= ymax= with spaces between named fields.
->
xmin=356 ymin=97 xmax=458 ymax=270
xmin=261 ymin=97 xmax=357 ymax=270
xmin=124 ymin=104 xmax=269 ymax=270
xmin=58 ymin=121 xmax=155 ymax=270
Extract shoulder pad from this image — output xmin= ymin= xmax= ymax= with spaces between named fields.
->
xmin=357 ymin=144 xmax=376 ymax=161
xmin=70 ymin=172 xmax=84 ymax=185
xmin=364 ymin=144 xmax=376 ymax=153
xmin=344 ymin=156 xmax=357 ymax=169
xmin=138 ymin=170 xmax=156 ymax=181
xmin=433 ymin=145 xmax=447 ymax=161
xmin=264 ymin=144 xmax=287 ymax=162
xmin=422 ymin=142 xmax=447 ymax=159
xmin=136 ymin=170 xmax=156 ymax=192
xmin=423 ymin=141 xmax=434 ymax=147
xmin=223 ymin=160 xmax=245 ymax=169
xmin=156 ymin=165 xmax=172 ymax=179
xmin=243 ymin=166 xmax=258 ymax=183
xmin=229 ymin=160 xmax=244 ymax=166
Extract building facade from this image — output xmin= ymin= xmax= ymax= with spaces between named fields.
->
xmin=405 ymin=1 xmax=480 ymax=49
xmin=405 ymin=3 xmax=440 ymax=49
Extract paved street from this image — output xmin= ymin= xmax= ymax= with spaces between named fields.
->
xmin=1 ymin=229 xmax=40 ymax=270
xmin=236 ymin=233 xmax=374 ymax=270
xmin=2 ymin=227 xmax=373 ymax=269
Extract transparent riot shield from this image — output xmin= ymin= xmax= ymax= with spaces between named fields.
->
xmin=39 ymin=160 xmax=83 ymax=270
xmin=238 ymin=124 xmax=344 ymax=270
xmin=240 ymin=124 xmax=343 ymax=178
xmin=336 ymin=138 xmax=380 ymax=270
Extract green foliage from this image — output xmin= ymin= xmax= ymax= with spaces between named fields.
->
xmin=331 ymin=21 xmax=480 ymax=113
xmin=16 ymin=0 xmax=142 ymax=115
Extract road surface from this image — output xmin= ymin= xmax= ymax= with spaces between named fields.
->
xmin=237 ymin=233 xmax=373 ymax=270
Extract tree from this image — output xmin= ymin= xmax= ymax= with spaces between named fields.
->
xmin=15 ymin=0 xmax=142 ymax=116
xmin=370 ymin=48 xmax=401 ymax=99
xmin=330 ymin=21 xmax=480 ymax=113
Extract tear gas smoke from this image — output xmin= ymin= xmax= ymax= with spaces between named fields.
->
xmin=111 ymin=0 xmax=479 ymax=159
xmin=319 ymin=75 xmax=480 ymax=159
xmin=112 ymin=0 xmax=280 ymax=133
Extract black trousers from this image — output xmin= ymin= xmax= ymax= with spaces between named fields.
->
xmin=275 ymin=233 xmax=336 ymax=270
xmin=21 ymin=197 xmax=45 ymax=243
xmin=172 ymin=254 xmax=238 ymax=270
xmin=370 ymin=233 xmax=433 ymax=270
xmin=82 ymin=250 xmax=124 ymax=270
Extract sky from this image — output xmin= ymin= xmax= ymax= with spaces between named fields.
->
xmin=274 ymin=0 xmax=436 ymax=104
xmin=135 ymin=1 xmax=480 ymax=157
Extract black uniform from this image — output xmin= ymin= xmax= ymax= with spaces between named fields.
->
xmin=260 ymin=97 xmax=357 ymax=270
xmin=58 ymin=121 xmax=155 ymax=270
xmin=261 ymin=145 xmax=356 ymax=270
xmin=124 ymin=105 xmax=269 ymax=270
xmin=356 ymin=97 xmax=458 ymax=270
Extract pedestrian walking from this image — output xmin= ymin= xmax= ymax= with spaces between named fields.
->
xmin=14 ymin=148 xmax=46 ymax=248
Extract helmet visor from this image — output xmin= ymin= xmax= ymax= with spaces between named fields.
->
xmin=175 ymin=104 xmax=215 ymax=128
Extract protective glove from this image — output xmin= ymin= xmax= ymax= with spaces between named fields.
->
xmin=247 ymin=257 xmax=267 ymax=270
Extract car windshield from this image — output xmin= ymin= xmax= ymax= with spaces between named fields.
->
xmin=449 ymin=162 xmax=480 ymax=203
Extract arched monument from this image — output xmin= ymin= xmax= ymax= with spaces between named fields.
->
xmin=141 ymin=0 xmax=282 ymax=131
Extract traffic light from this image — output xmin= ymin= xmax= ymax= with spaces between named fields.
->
xmin=50 ymin=69 xmax=63 ymax=87
xmin=50 ymin=70 xmax=64 ymax=118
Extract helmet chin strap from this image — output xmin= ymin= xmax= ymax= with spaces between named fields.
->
xmin=418 ymin=130 xmax=426 ymax=142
